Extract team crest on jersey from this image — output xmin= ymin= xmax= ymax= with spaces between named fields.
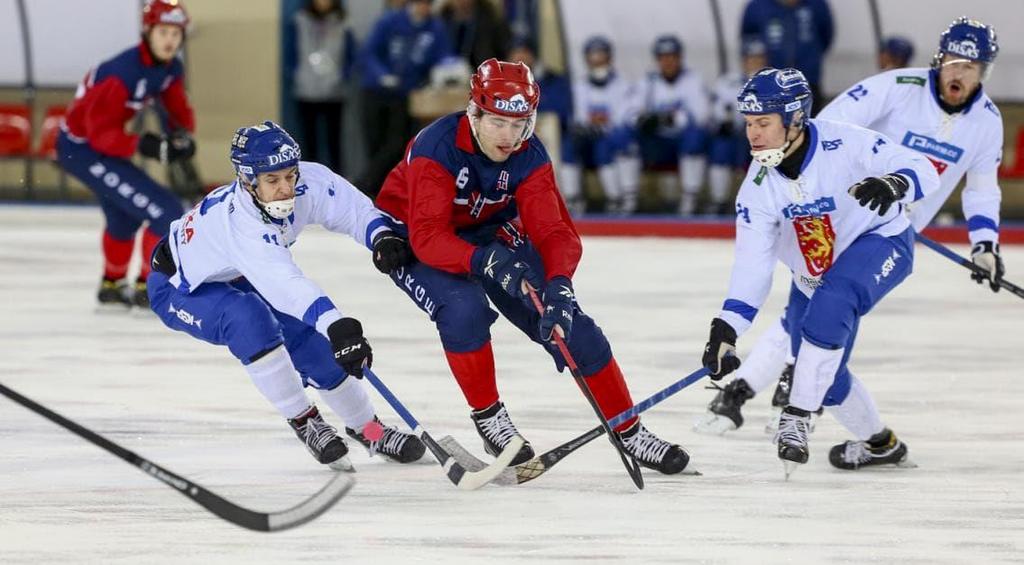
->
xmin=902 ymin=132 xmax=963 ymax=163
xmin=793 ymin=215 xmax=836 ymax=276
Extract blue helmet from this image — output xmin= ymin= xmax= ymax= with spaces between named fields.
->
xmin=736 ymin=67 xmax=813 ymax=129
xmin=229 ymin=120 xmax=302 ymax=184
xmin=583 ymin=35 xmax=613 ymax=58
xmin=880 ymin=36 xmax=914 ymax=65
xmin=652 ymin=34 xmax=683 ymax=57
xmin=933 ymin=17 xmax=998 ymax=68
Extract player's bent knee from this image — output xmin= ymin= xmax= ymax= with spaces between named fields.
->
xmin=563 ymin=314 xmax=613 ymax=376
xmin=224 ymin=293 xmax=285 ymax=363
xmin=435 ymin=298 xmax=498 ymax=353
xmin=801 ymin=279 xmax=859 ymax=348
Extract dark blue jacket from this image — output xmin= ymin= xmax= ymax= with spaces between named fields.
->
xmin=358 ymin=9 xmax=453 ymax=93
xmin=741 ymin=0 xmax=833 ymax=86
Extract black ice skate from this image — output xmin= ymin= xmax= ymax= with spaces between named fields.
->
xmin=829 ymin=428 xmax=915 ymax=470
xmin=765 ymin=364 xmax=823 ymax=435
xmin=96 ymin=278 xmax=131 ymax=311
xmin=346 ymin=416 xmax=426 ymax=463
xmin=288 ymin=405 xmax=353 ymax=471
xmin=775 ymin=406 xmax=812 ymax=479
xmin=617 ymin=421 xmax=691 ymax=475
xmin=470 ymin=401 xmax=533 ymax=466
xmin=693 ymin=378 xmax=754 ymax=435
xmin=132 ymin=280 xmax=151 ymax=309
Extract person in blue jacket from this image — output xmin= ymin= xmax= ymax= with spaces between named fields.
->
xmin=741 ymin=0 xmax=833 ymax=113
xmin=357 ymin=0 xmax=453 ymax=196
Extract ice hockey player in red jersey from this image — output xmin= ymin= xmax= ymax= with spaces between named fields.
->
xmin=375 ymin=58 xmax=692 ymax=474
xmin=57 ymin=0 xmax=196 ymax=310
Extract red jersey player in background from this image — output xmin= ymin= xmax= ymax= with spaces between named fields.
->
xmin=375 ymin=59 xmax=692 ymax=475
xmin=57 ymin=0 xmax=196 ymax=310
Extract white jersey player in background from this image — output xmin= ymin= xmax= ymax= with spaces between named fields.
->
xmin=560 ymin=36 xmax=636 ymax=214
xmin=698 ymin=67 xmax=939 ymax=474
xmin=146 ymin=121 xmax=425 ymax=470
xmin=622 ymin=34 xmax=711 ymax=215
xmin=696 ymin=17 xmax=1006 ymax=438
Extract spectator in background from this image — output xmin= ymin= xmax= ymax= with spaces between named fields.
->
xmin=741 ymin=0 xmax=833 ymax=113
xmin=564 ymin=36 xmax=635 ymax=214
xmin=357 ymin=0 xmax=452 ymax=196
xmin=626 ymin=35 xmax=711 ymax=216
xmin=441 ymin=0 xmax=511 ymax=68
xmin=507 ymin=36 xmax=574 ymax=205
xmin=878 ymin=35 xmax=915 ymax=70
xmin=291 ymin=0 xmax=355 ymax=173
xmin=706 ymin=37 xmax=767 ymax=215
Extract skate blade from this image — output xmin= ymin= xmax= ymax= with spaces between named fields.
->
xmin=328 ymin=456 xmax=355 ymax=472
xmin=692 ymin=413 xmax=737 ymax=436
xmin=895 ymin=456 xmax=918 ymax=469
xmin=783 ymin=460 xmax=800 ymax=481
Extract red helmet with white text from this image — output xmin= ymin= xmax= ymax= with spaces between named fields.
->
xmin=468 ymin=58 xmax=541 ymax=142
xmin=142 ymin=0 xmax=190 ymax=33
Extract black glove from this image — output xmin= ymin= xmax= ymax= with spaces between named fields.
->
xmin=571 ymin=123 xmax=603 ymax=144
xmin=471 ymin=241 xmax=542 ymax=303
xmin=970 ymin=241 xmax=1005 ymax=292
xmin=702 ymin=318 xmax=741 ymax=380
xmin=138 ymin=132 xmax=167 ymax=161
xmin=327 ymin=318 xmax=372 ymax=378
xmin=168 ymin=130 xmax=196 ymax=161
xmin=637 ymin=113 xmax=660 ymax=135
xmin=371 ymin=232 xmax=413 ymax=274
xmin=848 ymin=174 xmax=909 ymax=216
xmin=539 ymin=276 xmax=575 ymax=342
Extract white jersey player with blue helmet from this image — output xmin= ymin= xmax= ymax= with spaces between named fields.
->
xmin=697 ymin=68 xmax=939 ymax=476
xmin=147 ymin=121 xmax=425 ymax=470
xmin=696 ymin=18 xmax=1007 ymax=449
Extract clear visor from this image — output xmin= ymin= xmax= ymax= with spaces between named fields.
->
xmin=939 ymin=57 xmax=993 ymax=82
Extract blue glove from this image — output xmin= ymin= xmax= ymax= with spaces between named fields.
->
xmin=471 ymin=242 xmax=542 ymax=302
xmin=539 ymin=276 xmax=575 ymax=342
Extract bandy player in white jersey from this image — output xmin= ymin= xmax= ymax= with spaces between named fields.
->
xmin=698 ymin=67 xmax=939 ymax=475
xmin=696 ymin=17 xmax=1007 ymax=441
xmin=147 ymin=121 xmax=425 ymax=470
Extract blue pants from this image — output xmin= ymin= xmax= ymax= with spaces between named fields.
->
xmin=563 ymin=126 xmax=631 ymax=167
xmin=389 ymin=241 xmax=613 ymax=377
xmin=631 ymin=125 xmax=707 ymax=168
xmin=783 ymin=228 xmax=914 ymax=406
xmin=147 ymin=271 xmax=347 ymax=390
xmin=57 ymin=132 xmax=183 ymax=239
xmin=708 ymin=132 xmax=750 ymax=168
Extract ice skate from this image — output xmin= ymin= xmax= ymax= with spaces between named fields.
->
xmin=346 ymin=416 xmax=426 ymax=463
xmin=693 ymin=378 xmax=754 ymax=435
xmin=618 ymin=421 xmax=693 ymax=475
xmin=471 ymin=401 xmax=534 ymax=466
xmin=829 ymin=428 xmax=916 ymax=470
xmin=765 ymin=364 xmax=822 ymax=436
xmin=96 ymin=278 xmax=132 ymax=312
xmin=288 ymin=405 xmax=353 ymax=471
xmin=775 ymin=406 xmax=811 ymax=480
xmin=131 ymin=280 xmax=151 ymax=310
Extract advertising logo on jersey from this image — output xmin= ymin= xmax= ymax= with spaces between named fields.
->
xmin=781 ymin=196 xmax=836 ymax=219
xmin=792 ymin=215 xmax=836 ymax=276
xmin=902 ymin=131 xmax=963 ymax=164
xmin=493 ymin=93 xmax=531 ymax=115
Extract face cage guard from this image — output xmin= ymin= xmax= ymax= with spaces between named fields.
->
xmin=236 ymin=164 xmax=301 ymax=221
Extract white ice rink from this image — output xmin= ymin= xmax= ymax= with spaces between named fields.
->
xmin=1 ymin=205 xmax=1022 ymax=564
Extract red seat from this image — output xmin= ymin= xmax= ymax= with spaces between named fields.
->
xmin=35 ymin=105 xmax=66 ymax=160
xmin=999 ymin=125 xmax=1024 ymax=179
xmin=0 ymin=104 xmax=31 ymax=156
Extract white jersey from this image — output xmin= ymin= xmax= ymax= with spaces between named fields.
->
xmin=710 ymin=71 xmax=747 ymax=130
xmin=629 ymin=69 xmax=710 ymax=130
xmin=819 ymin=67 xmax=1004 ymax=245
xmin=571 ymin=72 xmax=635 ymax=129
xmin=165 ymin=161 xmax=390 ymax=338
xmin=719 ymin=119 xmax=940 ymax=336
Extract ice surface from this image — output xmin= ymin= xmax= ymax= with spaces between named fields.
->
xmin=1 ymin=205 xmax=1022 ymax=564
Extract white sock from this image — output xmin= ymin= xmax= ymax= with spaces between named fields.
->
xmin=733 ymin=317 xmax=791 ymax=394
xmin=708 ymin=165 xmax=732 ymax=206
xmin=789 ymin=338 xmax=844 ymax=412
xmin=827 ymin=374 xmax=885 ymax=440
xmin=317 ymin=376 xmax=375 ymax=431
xmin=558 ymin=163 xmax=581 ymax=201
xmin=616 ymin=154 xmax=641 ymax=209
xmin=244 ymin=345 xmax=311 ymax=420
xmin=680 ymin=155 xmax=706 ymax=198
xmin=598 ymin=164 xmax=622 ymax=203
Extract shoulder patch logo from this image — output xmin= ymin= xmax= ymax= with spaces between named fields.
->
xmin=896 ymin=76 xmax=926 ymax=86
